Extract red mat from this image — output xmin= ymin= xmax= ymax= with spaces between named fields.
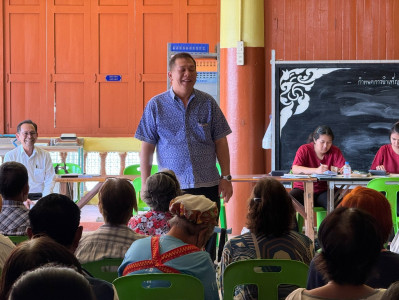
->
xmin=80 ymin=222 xmax=104 ymax=232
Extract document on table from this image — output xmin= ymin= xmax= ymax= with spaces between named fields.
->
xmin=281 ymin=174 xmax=310 ymax=179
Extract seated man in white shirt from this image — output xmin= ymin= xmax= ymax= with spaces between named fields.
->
xmin=4 ymin=120 xmax=55 ymax=204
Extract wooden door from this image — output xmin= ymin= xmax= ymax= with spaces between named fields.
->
xmin=91 ymin=0 xmax=135 ymax=136
xmin=4 ymin=0 xmax=46 ymax=134
xmin=134 ymin=0 xmax=220 ymax=131
xmin=47 ymin=0 xmax=91 ymax=134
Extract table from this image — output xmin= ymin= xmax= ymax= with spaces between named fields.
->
xmin=55 ymin=175 xmax=139 ymax=209
xmin=232 ymin=175 xmax=317 ymax=241
xmin=316 ymin=175 xmax=372 ymax=213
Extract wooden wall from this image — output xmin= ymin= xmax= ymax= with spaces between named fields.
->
xmin=0 ymin=0 xmax=219 ymax=136
xmin=263 ymin=0 xmax=399 ymax=171
xmin=2 ymin=0 xmax=399 ymax=143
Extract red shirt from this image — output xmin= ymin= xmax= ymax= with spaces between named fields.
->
xmin=292 ymin=143 xmax=346 ymax=194
xmin=371 ymin=144 xmax=399 ymax=173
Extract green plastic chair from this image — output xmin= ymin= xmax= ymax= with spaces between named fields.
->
xmin=7 ymin=235 xmax=28 ymax=245
xmin=53 ymin=162 xmax=83 ymax=201
xmin=82 ymin=258 xmax=123 ymax=283
xmin=53 ymin=162 xmax=82 ymax=174
xmin=367 ymin=177 xmax=399 ymax=233
xmin=132 ymin=177 xmax=150 ymax=213
xmin=297 ymin=207 xmax=327 ymax=233
xmin=123 ymin=164 xmax=141 ymax=175
xmin=223 ymin=259 xmax=309 ymax=300
xmin=123 ymin=164 xmax=158 ymax=176
xmin=113 ymin=273 xmax=204 ymax=300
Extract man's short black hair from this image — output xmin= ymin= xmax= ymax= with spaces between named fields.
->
xmin=17 ymin=120 xmax=38 ymax=133
xmin=169 ymin=52 xmax=196 ymax=70
xmin=29 ymin=194 xmax=80 ymax=247
xmin=0 ymin=162 xmax=28 ymax=199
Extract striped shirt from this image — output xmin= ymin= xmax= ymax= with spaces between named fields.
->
xmin=75 ymin=224 xmax=146 ymax=264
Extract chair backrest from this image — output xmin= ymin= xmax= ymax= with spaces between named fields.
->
xmin=123 ymin=164 xmax=141 ymax=175
xmin=132 ymin=177 xmax=149 ymax=213
xmin=223 ymin=259 xmax=309 ymax=300
xmin=53 ymin=163 xmax=82 ymax=174
xmin=123 ymin=164 xmax=158 ymax=176
xmin=113 ymin=273 xmax=204 ymax=300
xmin=7 ymin=235 xmax=28 ymax=245
xmin=367 ymin=177 xmax=399 ymax=233
xmin=82 ymin=258 xmax=123 ymax=283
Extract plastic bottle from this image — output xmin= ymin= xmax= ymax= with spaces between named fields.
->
xmin=343 ymin=161 xmax=351 ymax=178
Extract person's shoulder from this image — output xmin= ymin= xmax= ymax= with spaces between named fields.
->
xmin=194 ymin=89 xmax=213 ymax=98
xmin=297 ymin=143 xmax=313 ymax=152
xmin=193 ymin=89 xmax=218 ymax=104
xmin=129 ymin=235 xmax=151 ymax=246
xmin=0 ymin=234 xmax=16 ymax=250
xmin=85 ymin=276 xmax=115 ymax=300
xmin=378 ymin=250 xmax=399 ymax=264
xmin=288 ymin=230 xmax=312 ymax=242
xmin=225 ymin=232 xmax=252 ymax=247
xmin=4 ymin=146 xmax=19 ymax=158
xmin=149 ymin=90 xmax=171 ymax=103
xmin=34 ymin=146 xmax=50 ymax=154
xmin=285 ymin=288 xmax=306 ymax=300
xmin=380 ymin=144 xmax=393 ymax=152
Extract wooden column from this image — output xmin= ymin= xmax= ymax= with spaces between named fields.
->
xmin=220 ymin=0 xmax=265 ymax=235
xmin=119 ymin=152 xmax=127 ymax=175
xmin=99 ymin=152 xmax=107 ymax=176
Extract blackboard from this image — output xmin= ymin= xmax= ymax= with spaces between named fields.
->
xmin=273 ymin=61 xmax=399 ymax=172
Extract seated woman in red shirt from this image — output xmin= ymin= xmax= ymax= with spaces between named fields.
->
xmin=371 ymin=122 xmax=399 ymax=173
xmin=290 ymin=125 xmax=346 ymax=209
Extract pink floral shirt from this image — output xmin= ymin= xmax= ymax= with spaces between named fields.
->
xmin=128 ymin=210 xmax=173 ymax=236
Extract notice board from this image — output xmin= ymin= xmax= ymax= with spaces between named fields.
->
xmin=272 ymin=57 xmax=399 ymax=172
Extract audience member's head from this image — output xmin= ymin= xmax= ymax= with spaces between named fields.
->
xmin=143 ymin=170 xmax=182 ymax=212
xmin=168 ymin=194 xmax=218 ymax=249
xmin=339 ymin=186 xmax=392 ymax=244
xmin=0 ymin=236 xmax=82 ymax=300
xmin=315 ymin=207 xmax=382 ymax=286
xmin=381 ymin=281 xmax=399 ymax=300
xmin=8 ymin=266 xmax=95 ymax=300
xmin=0 ymin=162 xmax=29 ymax=201
xmin=246 ymin=177 xmax=295 ymax=236
xmin=99 ymin=178 xmax=137 ymax=225
xmin=28 ymin=193 xmax=82 ymax=250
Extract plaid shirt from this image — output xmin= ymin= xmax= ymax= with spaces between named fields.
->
xmin=0 ymin=200 xmax=30 ymax=236
xmin=75 ymin=224 xmax=146 ymax=264
xmin=135 ymin=88 xmax=232 ymax=189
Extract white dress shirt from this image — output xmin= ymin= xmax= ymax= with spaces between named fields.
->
xmin=4 ymin=145 xmax=55 ymax=196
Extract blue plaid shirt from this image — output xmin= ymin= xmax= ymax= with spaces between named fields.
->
xmin=135 ymin=88 xmax=232 ymax=189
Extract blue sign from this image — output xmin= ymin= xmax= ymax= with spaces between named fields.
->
xmin=170 ymin=43 xmax=209 ymax=53
xmin=106 ymin=75 xmax=122 ymax=82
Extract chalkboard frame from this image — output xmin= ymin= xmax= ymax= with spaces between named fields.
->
xmin=271 ymin=51 xmax=399 ymax=172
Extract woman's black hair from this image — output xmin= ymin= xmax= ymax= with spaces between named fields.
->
xmin=390 ymin=122 xmax=399 ymax=138
xmin=307 ymin=125 xmax=335 ymax=143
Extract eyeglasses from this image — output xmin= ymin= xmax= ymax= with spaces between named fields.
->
xmin=20 ymin=131 xmax=37 ymax=137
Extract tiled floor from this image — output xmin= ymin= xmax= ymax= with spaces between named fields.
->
xmin=80 ymin=205 xmax=104 ymax=232
xmin=81 ymin=205 xmax=102 ymax=222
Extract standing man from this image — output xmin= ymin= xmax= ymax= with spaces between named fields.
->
xmin=135 ymin=52 xmax=233 ymax=207
xmin=4 ymin=120 xmax=55 ymax=201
